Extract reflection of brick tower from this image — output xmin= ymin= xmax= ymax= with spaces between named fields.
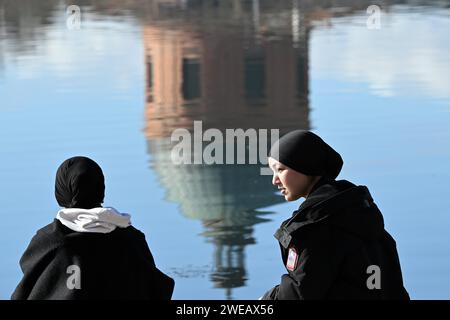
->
xmin=144 ymin=26 xmax=203 ymax=136
xmin=143 ymin=3 xmax=311 ymax=299
xmin=144 ymin=23 xmax=310 ymax=138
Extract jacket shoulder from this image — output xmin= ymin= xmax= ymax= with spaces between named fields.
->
xmin=21 ymin=220 xmax=68 ymax=264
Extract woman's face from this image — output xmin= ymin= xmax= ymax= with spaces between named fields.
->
xmin=268 ymin=157 xmax=319 ymax=201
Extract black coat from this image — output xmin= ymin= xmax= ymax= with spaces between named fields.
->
xmin=263 ymin=180 xmax=410 ymax=300
xmin=11 ymin=219 xmax=174 ymax=300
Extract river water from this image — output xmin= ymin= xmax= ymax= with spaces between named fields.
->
xmin=1 ymin=0 xmax=450 ymax=299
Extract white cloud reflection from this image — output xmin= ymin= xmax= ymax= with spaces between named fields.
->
xmin=311 ymin=9 xmax=450 ymax=99
xmin=1 ymin=10 xmax=142 ymax=93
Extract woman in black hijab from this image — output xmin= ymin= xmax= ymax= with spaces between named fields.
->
xmin=262 ymin=131 xmax=409 ymax=300
xmin=12 ymin=156 xmax=174 ymax=300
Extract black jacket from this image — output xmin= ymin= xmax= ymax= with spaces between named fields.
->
xmin=263 ymin=180 xmax=409 ymax=300
xmin=11 ymin=219 xmax=174 ymax=300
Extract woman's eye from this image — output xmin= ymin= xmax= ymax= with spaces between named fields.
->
xmin=277 ymin=168 xmax=283 ymax=173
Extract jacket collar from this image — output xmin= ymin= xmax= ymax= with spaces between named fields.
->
xmin=275 ymin=180 xmax=373 ymax=248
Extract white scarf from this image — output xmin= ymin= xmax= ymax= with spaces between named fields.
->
xmin=56 ymin=207 xmax=131 ymax=234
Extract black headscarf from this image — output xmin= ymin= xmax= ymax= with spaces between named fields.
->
xmin=269 ymin=130 xmax=343 ymax=180
xmin=55 ymin=156 xmax=105 ymax=209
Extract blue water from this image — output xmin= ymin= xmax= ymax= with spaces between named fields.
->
xmin=1 ymin=1 xmax=450 ymax=299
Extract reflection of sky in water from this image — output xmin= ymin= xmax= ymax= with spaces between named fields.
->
xmin=0 ymin=2 xmax=450 ymax=299
xmin=311 ymin=8 xmax=450 ymax=99
xmin=309 ymin=8 xmax=450 ymax=300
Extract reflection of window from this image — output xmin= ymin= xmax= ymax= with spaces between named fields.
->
xmin=182 ymin=58 xmax=201 ymax=100
xmin=297 ymin=55 xmax=308 ymax=97
xmin=244 ymin=56 xmax=265 ymax=100
xmin=146 ymin=58 xmax=153 ymax=103
xmin=147 ymin=61 xmax=153 ymax=89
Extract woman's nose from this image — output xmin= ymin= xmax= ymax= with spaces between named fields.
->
xmin=272 ymin=174 xmax=279 ymax=186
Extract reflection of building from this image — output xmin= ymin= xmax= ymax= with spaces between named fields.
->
xmin=148 ymin=134 xmax=281 ymax=299
xmin=143 ymin=4 xmax=311 ymax=299
xmin=144 ymin=24 xmax=310 ymax=138
xmin=205 ymin=223 xmax=257 ymax=300
xmin=0 ymin=0 xmax=57 ymax=56
xmin=146 ymin=138 xmax=280 ymax=299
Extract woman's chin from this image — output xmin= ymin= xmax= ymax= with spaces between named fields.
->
xmin=285 ymin=193 xmax=301 ymax=202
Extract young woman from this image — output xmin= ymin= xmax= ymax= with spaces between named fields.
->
xmin=12 ymin=156 xmax=174 ymax=300
xmin=262 ymin=131 xmax=409 ymax=300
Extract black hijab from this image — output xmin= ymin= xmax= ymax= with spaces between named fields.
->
xmin=269 ymin=130 xmax=343 ymax=180
xmin=55 ymin=156 xmax=105 ymax=209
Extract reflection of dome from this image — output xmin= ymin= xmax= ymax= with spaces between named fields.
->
xmin=146 ymin=137 xmax=284 ymax=296
xmin=147 ymin=138 xmax=284 ymax=220
xmin=204 ymin=222 xmax=257 ymax=298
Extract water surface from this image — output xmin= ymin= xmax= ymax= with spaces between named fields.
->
xmin=1 ymin=0 xmax=450 ymax=299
